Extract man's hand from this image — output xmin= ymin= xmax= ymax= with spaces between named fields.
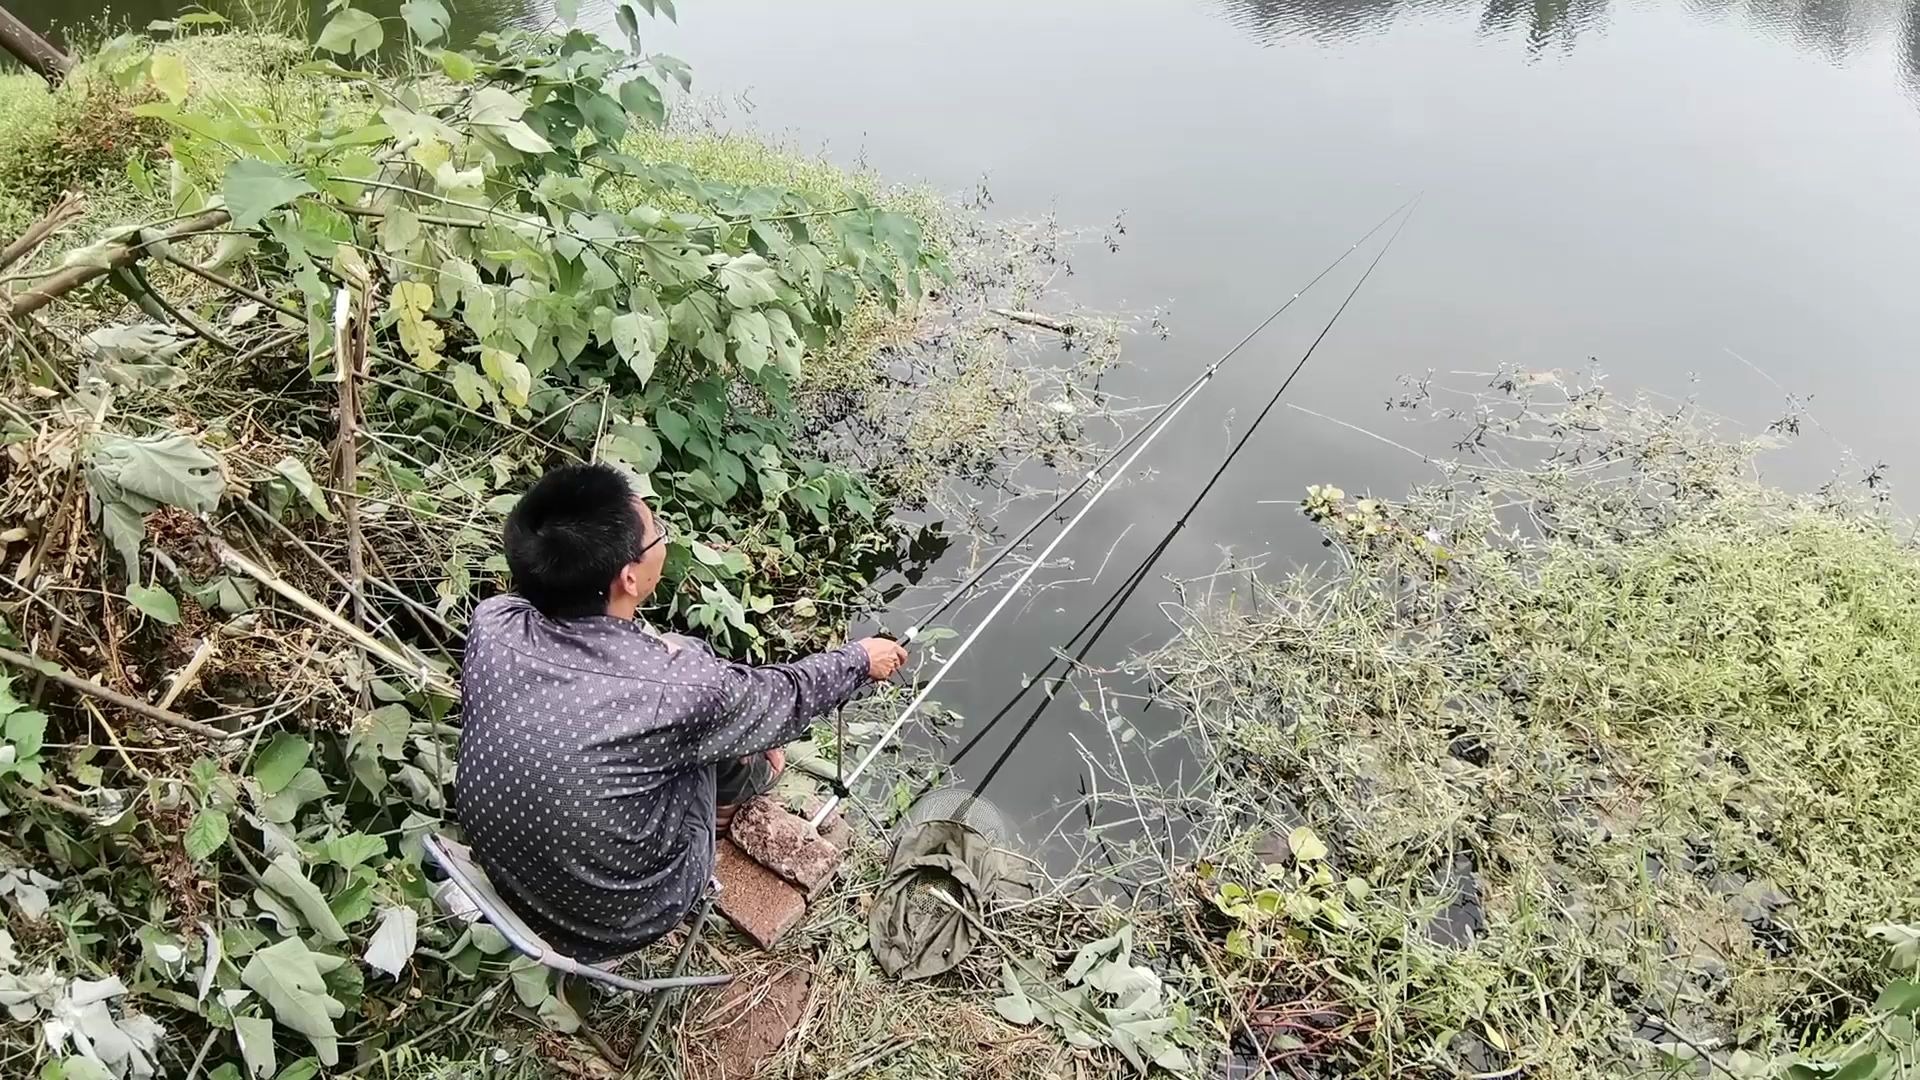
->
xmin=856 ymin=637 xmax=909 ymax=681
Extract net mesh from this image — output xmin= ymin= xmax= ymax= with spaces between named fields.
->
xmin=899 ymin=786 xmax=1009 ymax=844
xmin=896 ymin=787 xmax=1011 ymax=919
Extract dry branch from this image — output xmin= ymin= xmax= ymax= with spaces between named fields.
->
xmin=0 ymin=645 xmax=234 ymax=742
xmin=5 ymin=210 xmax=230 ymax=318
xmin=0 ymin=191 xmax=84 ymax=274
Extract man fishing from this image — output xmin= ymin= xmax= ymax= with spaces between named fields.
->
xmin=454 ymin=463 xmax=908 ymax=961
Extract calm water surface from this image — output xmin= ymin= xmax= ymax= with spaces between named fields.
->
xmin=17 ymin=0 xmax=1920 ymax=837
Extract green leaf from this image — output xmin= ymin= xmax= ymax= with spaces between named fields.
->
xmin=360 ymin=705 xmax=412 ymax=761
xmin=1878 ymin=979 xmax=1920 ymax=1016
xmin=5 ymin=706 xmax=46 ymax=760
xmin=272 ymin=458 xmax=334 ymax=520
xmin=127 ymin=582 xmax=181 ymax=624
xmin=323 ymin=832 xmax=389 ymax=868
xmin=149 ymin=52 xmax=188 ymax=104
xmin=576 ymin=88 xmax=628 ymax=144
xmin=264 ymin=768 xmax=330 ymax=824
xmin=1830 ymin=1052 xmax=1879 ymax=1080
xmin=469 ymin=86 xmax=526 ymax=125
xmin=716 ymin=253 xmax=780 ymax=308
xmin=611 ymin=311 xmax=667 ymax=383
xmin=398 ymin=0 xmax=449 ymax=43
xmin=89 ymin=432 xmax=225 ymax=511
xmin=241 ymin=937 xmax=347 ymax=1065
xmin=222 ymin=161 xmax=316 ymax=231
xmin=764 ymin=308 xmax=803 ymax=376
xmin=690 ymin=540 xmax=727 ymax=567
xmin=433 ymin=47 xmax=476 ymax=81
xmin=614 ymin=4 xmax=641 ymax=50
xmin=316 ymin=8 xmax=384 ymax=58
xmin=377 ymin=206 xmax=420 ymax=254
xmin=1288 ymin=825 xmax=1329 ymax=863
xmin=233 ymin=1013 xmax=276 ymax=1079
xmin=252 ymin=734 xmax=312 ymax=795
xmin=728 ymin=310 xmax=770 ymax=373
xmin=617 ymin=77 xmax=664 ymax=127
xmin=654 ymin=406 xmax=692 ymax=450
xmin=184 ymin=808 xmax=229 ymax=861
xmin=261 ymin=854 xmax=349 ymax=943
xmin=992 ymin=961 xmax=1037 ymax=1025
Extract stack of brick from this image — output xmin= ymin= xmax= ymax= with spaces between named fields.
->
xmin=713 ymin=798 xmax=850 ymax=948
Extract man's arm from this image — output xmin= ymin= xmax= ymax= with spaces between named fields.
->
xmin=683 ymin=638 xmax=906 ymax=765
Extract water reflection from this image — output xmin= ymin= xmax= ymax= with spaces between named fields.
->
xmin=1215 ymin=0 xmax=1920 ymax=95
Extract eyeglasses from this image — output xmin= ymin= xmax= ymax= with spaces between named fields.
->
xmin=635 ymin=512 xmax=671 ymax=561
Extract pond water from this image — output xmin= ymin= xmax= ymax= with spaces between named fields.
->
xmin=15 ymin=0 xmax=1920 ymax=840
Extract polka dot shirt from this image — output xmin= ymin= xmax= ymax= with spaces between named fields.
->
xmin=454 ymin=594 xmax=868 ymax=962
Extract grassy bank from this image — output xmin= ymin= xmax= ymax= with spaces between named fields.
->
xmin=1143 ymin=380 xmax=1920 ymax=1077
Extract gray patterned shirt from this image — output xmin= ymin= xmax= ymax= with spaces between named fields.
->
xmin=455 ymin=594 xmax=868 ymax=961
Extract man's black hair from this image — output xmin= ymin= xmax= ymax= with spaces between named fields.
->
xmin=504 ymin=463 xmax=650 ymax=619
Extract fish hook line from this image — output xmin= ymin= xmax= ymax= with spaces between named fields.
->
xmin=815 ymin=196 xmax=1422 ymax=828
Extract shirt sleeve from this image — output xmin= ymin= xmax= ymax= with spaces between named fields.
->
xmin=681 ymin=642 xmax=870 ymax=765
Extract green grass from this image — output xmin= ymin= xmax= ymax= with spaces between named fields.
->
xmin=1150 ymin=385 xmax=1920 ymax=1076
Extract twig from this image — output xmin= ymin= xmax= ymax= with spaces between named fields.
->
xmin=157 ymin=635 xmax=219 ymax=711
xmin=0 ymin=191 xmax=84 ymax=275
xmin=335 ymin=286 xmax=372 ymax=638
xmin=820 ymin=1035 xmax=919 ymax=1080
xmin=128 ymin=261 xmax=238 ymax=352
xmin=991 ymin=308 xmax=1077 ymax=335
xmin=158 ymin=250 xmax=304 ymax=319
xmin=0 ymin=645 xmax=234 ymax=742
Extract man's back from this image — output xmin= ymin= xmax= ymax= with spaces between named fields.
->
xmin=455 ymin=593 xmax=870 ymax=960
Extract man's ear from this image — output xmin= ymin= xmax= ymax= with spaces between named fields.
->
xmin=613 ymin=562 xmax=643 ymax=600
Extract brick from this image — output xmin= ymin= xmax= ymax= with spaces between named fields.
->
xmin=728 ymin=796 xmax=846 ymax=896
xmin=713 ymin=838 xmax=807 ymax=949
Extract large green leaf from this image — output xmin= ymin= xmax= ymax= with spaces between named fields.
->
xmin=260 ymin=854 xmax=348 ymax=943
xmin=716 ymin=253 xmax=780 ymax=308
xmin=241 ymin=937 xmax=347 ymax=1065
xmin=233 ymin=1013 xmax=276 ymax=1079
xmin=263 ymin=768 xmax=330 ymax=824
xmin=728 ymin=310 xmax=771 ymax=373
xmin=89 ymin=432 xmax=225 ymax=512
xmin=223 ymin=160 xmax=315 ymax=231
xmin=611 ymin=311 xmax=667 ymax=383
xmin=251 ymin=734 xmax=311 ymax=795
xmin=184 ymin=808 xmax=229 ymax=861
xmin=617 ymin=76 xmax=664 ymax=127
xmin=127 ymin=583 xmax=181 ymax=625
xmin=316 ymin=7 xmax=384 ymax=57
xmin=398 ymin=0 xmax=449 ymax=43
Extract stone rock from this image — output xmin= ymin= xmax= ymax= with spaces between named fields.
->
xmin=713 ymin=838 xmax=807 ymax=950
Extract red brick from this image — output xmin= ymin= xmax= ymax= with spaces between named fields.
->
xmin=713 ymin=838 xmax=807 ymax=949
xmin=728 ymin=797 xmax=845 ymax=897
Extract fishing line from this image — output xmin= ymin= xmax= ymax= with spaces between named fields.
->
xmin=959 ymin=199 xmax=1421 ymax=800
xmin=895 ymin=196 xmax=1418 ymax=643
xmin=814 ymin=198 xmax=1419 ymax=828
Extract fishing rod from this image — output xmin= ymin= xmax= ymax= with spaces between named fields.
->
xmin=814 ymin=199 xmax=1419 ymax=828
xmin=892 ymin=197 xmax=1418 ymax=645
xmin=954 ymin=199 xmax=1421 ymax=803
